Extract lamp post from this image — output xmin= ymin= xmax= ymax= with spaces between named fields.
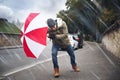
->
xmin=91 ymin=0 xmax=98 ymax=42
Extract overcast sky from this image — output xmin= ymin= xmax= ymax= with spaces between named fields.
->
xmin=0 ymin=0 xmax=67 ymax=22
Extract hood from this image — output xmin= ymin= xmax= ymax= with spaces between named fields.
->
xmin=56 ymin=18 xmax=63 ymax=28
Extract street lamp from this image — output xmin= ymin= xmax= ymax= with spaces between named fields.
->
xmin=91 ymin=0 xmax=98 ymax=42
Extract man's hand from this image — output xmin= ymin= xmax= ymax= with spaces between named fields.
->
xmin=50 ymin=34 xmax=56 ymax=39
xmin=47 ymin=34 xmax=56 ymax=39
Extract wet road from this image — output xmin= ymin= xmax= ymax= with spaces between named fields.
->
xmin=0 ymin=40 xmax=52 ymax=75
xmin=0 ymin=41 xmax=120 ymax=80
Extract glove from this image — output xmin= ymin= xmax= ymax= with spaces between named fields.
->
xmin=50 ymin=34 xmax=56 ymax=39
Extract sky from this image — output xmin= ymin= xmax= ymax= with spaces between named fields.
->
xmin=0 ymin=0 xmax=67 ymax=22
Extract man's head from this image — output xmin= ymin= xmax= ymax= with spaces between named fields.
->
xmin=47 ymin=18 xmax=56 ymax=28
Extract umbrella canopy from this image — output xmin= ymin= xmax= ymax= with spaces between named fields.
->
xmin=20 ymin=13 xmax=48 ymax=58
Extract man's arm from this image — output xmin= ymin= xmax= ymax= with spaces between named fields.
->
xmin=55 ymin=21 xmax=69 ymax=39
xmin=47 ymin=28 xmax=56 ymax=39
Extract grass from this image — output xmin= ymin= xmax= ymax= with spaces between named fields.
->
xmin=0 ymin=19 xmax=21 ymax=34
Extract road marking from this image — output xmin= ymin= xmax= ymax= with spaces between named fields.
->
xmin=3 ymin=54 xmax=68 ymax=76
xmin=84 ymin=41 xmax=95 ymax=51
xmin=95 ymin=43 xmax=116 ymax=67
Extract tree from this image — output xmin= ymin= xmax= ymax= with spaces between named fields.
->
xmin=57 ymin=0 xmax=120 ymax=42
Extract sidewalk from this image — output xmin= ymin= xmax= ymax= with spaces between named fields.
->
xmin=0 ymin=45 xmax=22 ymax=50
xmin=0 ymin=76 xmax=5 ymax=80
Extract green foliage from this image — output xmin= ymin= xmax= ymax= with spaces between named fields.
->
xmin=99 ymin=0 xmax=120 ymax=26
xmin=0 ymin=19 xmax=21 ymax=34
xmin=57 ymin=0 xmax=120 ymax=42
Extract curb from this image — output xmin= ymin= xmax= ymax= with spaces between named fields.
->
xmin=0 ymin=76 xmax=5 ymax=80
xmin=0 ymin=45 xmax=23 ymax=50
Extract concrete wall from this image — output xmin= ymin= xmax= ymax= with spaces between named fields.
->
xmin=0 ymin=33 xmax=21 ymax=47
xmin=102 ymin=21 xmax=120 ymax=58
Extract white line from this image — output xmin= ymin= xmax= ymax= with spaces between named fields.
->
xmin=95 ymin=43 xmax=116 ymax=67
xmin=3 ymin=54 xmax=67 ymax=76
xmin=84 ymin=41 xmax=95 ymax=51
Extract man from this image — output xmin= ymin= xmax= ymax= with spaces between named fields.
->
xmin=47 ymin=18 xmax=80 ymax=78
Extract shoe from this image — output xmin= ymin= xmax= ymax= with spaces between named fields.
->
xmin=54 ymin=68 xmax=60 ymax=78
xmin=72 ymin=65 xmax=80 ymax=72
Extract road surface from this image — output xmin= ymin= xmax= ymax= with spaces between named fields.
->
xmin=0 ymin=41 xmax=120 ymax=80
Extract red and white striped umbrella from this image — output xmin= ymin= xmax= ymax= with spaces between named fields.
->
xmin=20 ymin=13 xmax=48 ymax=58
